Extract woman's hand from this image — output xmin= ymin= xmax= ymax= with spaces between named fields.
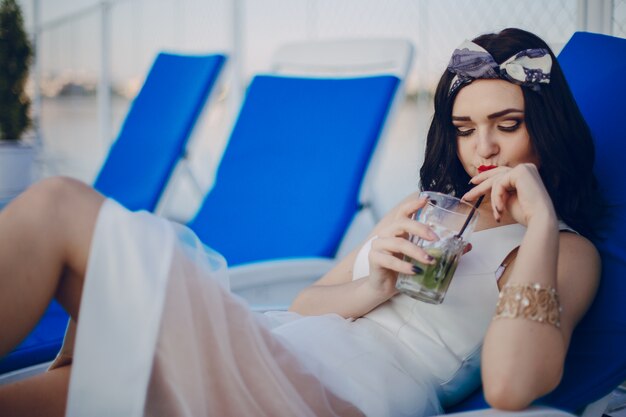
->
xmin=290 ymin=192 xmax=472 ymax=318
xmin=367 ymin=195 xmax=439 ymax=297
xmin=462 ymin=163 xmax=556 ymax=226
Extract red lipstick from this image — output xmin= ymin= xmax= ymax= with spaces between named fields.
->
xmin=477 ymin=165 xmax=497 ymax=173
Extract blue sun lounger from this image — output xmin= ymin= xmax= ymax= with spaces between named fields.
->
xmin=95 ymin=52 xmax=226 ymax=212
xmin=188 ymin=39 xmax=413 ymax=308
xmin=0 ymin=52 xmax=226 ymax=376
xmin=446 ymin=32 xmax=626 ymax=416
xmin=187 ymin=74 xmax=400 ymax=266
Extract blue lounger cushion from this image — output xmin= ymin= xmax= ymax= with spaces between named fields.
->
xmin=540 ymin=31 xmax=626 ymax=411
xmin=188 ymin=74 xmax=399 ymax=266
xmin=95 ymin=52 xmax=226 ymax=212
xmin=446 ymin=32 xmax=626 ymax=414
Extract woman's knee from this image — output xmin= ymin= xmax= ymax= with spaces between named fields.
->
xmin=13 ymin=178 xmax=105 ymax=317
xmin=4 ymin=177 xmax=105 ymax=253
xmin=10 ymin=177 xmax=102 ymax=223
xmin=20 ymin=176 xmax=93 ymax=209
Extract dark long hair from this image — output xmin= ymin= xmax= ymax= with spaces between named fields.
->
xmin=420 ymin=28 xmax=599 ymax=237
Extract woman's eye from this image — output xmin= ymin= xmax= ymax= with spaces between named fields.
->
xmin=455 ymin=127 xmax=474 ymax=137
xmin=498 ymin=120 xmax=521 ymax=132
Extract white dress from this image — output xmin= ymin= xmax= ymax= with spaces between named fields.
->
xmin=54 ymin=199 xmax=536 ymax=417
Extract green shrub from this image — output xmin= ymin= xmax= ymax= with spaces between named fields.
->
xmin=0 ymin=0 xmax=33 ymax=140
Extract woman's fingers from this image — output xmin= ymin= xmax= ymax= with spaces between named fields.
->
xmin=490 ymin=175 xmax=515 ymax=222
xmin=379 ymin=217 xmax=439 ymax=241
xmin=371 ymin=194 xmax=431 ymax=244
xmin=371 ymin=237 xmax=434 ymax=273
xmin=369 ymin=249 xmax=415 ymax=275
xmin=464 ymin=166 xmax=512 ymax=202
xmin=397 ymin=194 xmax=429 ymax=219
xmin=469 ymin=166 xmax=509 ymax=185
xmin=462 ymin=177 xmax=494 ymax=202
xmin=464 ymin=167 xmax=517 ymax=221
xmin=465 ymin=163 xmax=555 ymax=226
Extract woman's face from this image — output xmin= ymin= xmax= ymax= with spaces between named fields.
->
xmin=452 ymin=79 xmax=539 ymax=177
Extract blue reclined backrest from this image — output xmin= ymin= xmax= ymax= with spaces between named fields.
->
xmin=540 ymin=31 xmax=626 ymax=411
xmin=0 ymin=52 xmax=225 ymax=376
xmin=94 ymin=52 xmax=226 ymax=211
xmin=188 ymin=75 xmax=399 ymax=266
xmin=447 ymin=31 xmax=626 ymax=414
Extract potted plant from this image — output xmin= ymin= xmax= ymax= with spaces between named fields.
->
xmin=0 ymin=0 xmax=35 ymax=207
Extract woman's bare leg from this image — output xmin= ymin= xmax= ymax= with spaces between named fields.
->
xmin=0 ymin=177 xmax=104 ymax=416
xmin=0 ymin=176 xmax=104 ymax=355
xmin=0 ymin=366 xmax=70 ymax=417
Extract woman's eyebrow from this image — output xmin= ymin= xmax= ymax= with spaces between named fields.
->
xmin=487 ymin=108 xmax=524 ymax=119
xmin=452 ymin=108 xmax=524 ymax=122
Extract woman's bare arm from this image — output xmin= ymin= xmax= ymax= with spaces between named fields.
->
xmin=463 ymin=165 xmax=602 ymax=410
xmin=481 ymin=222 xmax=600 ymax=410
xmin=289 ymin=192 xmax=431 ymax=318
xmin=288 ymin=245 xmax=392 ymax=318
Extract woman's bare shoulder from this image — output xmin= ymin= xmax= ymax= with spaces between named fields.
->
xmin=558 ymin=231 xmax=599 ymax=266
xmin=557 ymin=231 xmax=600 ymax=290
xmin=556 ymin=231 xmax=601 ymax=334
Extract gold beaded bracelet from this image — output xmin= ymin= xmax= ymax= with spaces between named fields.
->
xmin=494 ymin=283 xmax=562 ymax=328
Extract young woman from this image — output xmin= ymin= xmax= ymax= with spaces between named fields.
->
xmin=0 ymin=28 xmax=600 ymax=416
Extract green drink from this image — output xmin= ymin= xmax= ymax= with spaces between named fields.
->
xmin=394 ymin=192 xmax=478 ymax=304
xmin=397 ymin=238 xmax=464 ymax=304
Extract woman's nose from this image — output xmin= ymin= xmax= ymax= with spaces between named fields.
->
xmin=476 ymin=130 xmax=499 ymax=158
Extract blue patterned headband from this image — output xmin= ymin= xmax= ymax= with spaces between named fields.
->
xmin=447 ymin=40 xmax=552 ymax=96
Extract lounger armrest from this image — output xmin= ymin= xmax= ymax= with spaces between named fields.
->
xmin=229 ymin=257 xmax=336 ymax=289
xmin=442 ymin=405 xmax=577 ymax=416
xmin=228 ymin=257 xmax=337 ymax=310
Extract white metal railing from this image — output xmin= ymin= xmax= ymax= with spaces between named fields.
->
xmin=32 ymin=0 xmax=131 ymax=148
xmin=30 ymin=0 xmax=242 ymax=151
xmin=29 ymin=0 xmax=618 ymax=158
xmin=578 ymin=0 xmax=615 ymax=33
xmin=614 ymin=0 xmax=626 ymax=36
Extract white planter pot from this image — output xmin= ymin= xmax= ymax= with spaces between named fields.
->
xmin=0 ymin=141 xmax=37 ymax=208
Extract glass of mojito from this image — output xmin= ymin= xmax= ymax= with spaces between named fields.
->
xmin=395 ymin=192 xmax=479 ymax=304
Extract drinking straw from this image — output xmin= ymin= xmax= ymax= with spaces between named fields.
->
xmin=455 ymin=195 xmax=484 ymax=238
xmin=438 ymin=196 xmax=484 ymax=287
